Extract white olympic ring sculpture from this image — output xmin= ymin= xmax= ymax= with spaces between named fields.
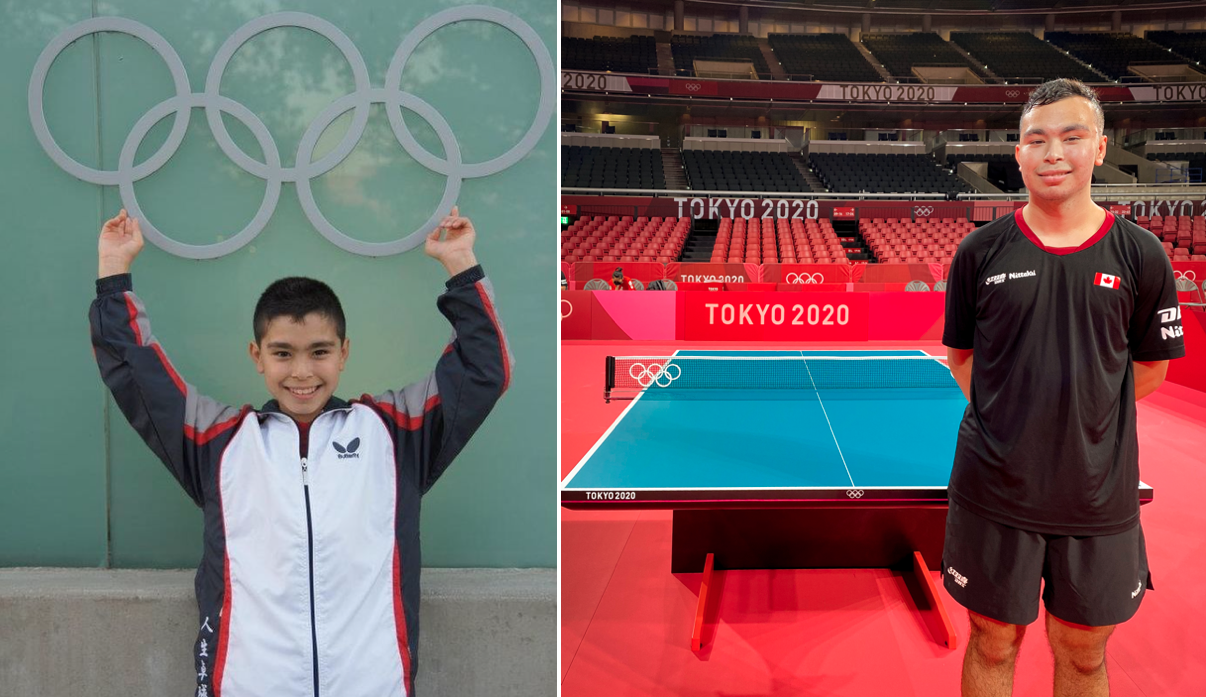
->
xmin=914 ymin=206 xmax=935 ymax=217
xmin=628 ymin=361 xmax=682 ymax=388
xmin=1175 ymin=270 xmax=1197 ymax=282
xmin=846 ymin=489 xmax=864 ymax=499
xmin=560 ymin=298 xmax=572 ymax=319
xmin=786 ymin=272 xmax=824 ymax=284
xmin=29 ymin=9 xmax=553 ymax=259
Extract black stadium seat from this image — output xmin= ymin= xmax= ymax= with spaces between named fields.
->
xmin=808 ymin=152 xmax=972 ymax=195
xmin=561 ymin=145 xmax=667 ymax=190
xmin=1044 ymin=32 xmax=1185 ymax=81
xmin=946 ymin=153 xmax=1024 ymax=192
xmin=562 ymin=35 xmax=658 ymax=74
xmin=861 ymin=32 xmax=990 ymax=82
xmin=767 ymin=34 xmax=883 ymax=82
xmin=950 ymin=32 xmax=1104 ymax=82
xmin=670 ymin=34 xmax=772 ymax=78
xmin=681 ymin=150 xmax=809 ymax=193
xmin=1146 ymin=31 xmax=1206 ymax=64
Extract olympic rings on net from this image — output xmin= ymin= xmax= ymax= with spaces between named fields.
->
xmin=628 ymin=362 xmax=682 ymax=388
xmin=29 ymin=8 xmax=553 ymax=259
xmin=786 ymin=272 xmax=824 ymax=284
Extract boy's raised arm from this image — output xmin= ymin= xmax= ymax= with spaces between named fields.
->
xmin=90 ymin=210 xmax=247 ymax=506
xmin=362 ymin=207 xmax=514 ymax=493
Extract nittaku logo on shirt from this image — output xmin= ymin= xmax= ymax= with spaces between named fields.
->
xmin=1094 ymin=272 xmax=1121 ymax=289
xmin=986 ymin=270 xmax=1036 ymax=286
xmin=333 ymin=438 xmax=361 ymax=459
xmin=947 ymin=566 xmax=968 ymax=588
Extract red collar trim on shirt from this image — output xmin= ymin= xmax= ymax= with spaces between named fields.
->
xmin=1014 ymin=207 xmax=1114 ymax=256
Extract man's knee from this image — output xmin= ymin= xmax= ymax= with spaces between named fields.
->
xmin=968 ymin=611 xmax=1026 ymax=665
xmin=1046 ymin=612 xmax=1114 ymax=673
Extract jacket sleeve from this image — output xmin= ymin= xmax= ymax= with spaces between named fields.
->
xmin=90 ymin=274 xmax=247 ymax=507
xmin=359 ymin=265 xmax=513 ymax=494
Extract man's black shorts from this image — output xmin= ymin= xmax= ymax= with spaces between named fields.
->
xmin=941 ymin=499 xmax=1153 ymax=627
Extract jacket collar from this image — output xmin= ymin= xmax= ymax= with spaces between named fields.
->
xmin=259 ymin=395 xmax=352 ymax=421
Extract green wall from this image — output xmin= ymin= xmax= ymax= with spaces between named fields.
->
xmin=0 ymin=0 xmax=555 ymax=568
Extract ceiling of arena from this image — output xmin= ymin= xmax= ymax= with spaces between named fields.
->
xmin=596 ymin=0 xmax=1206 ymax=18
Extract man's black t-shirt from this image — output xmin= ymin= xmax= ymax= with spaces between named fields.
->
xmin=943 ymin=209 xmax=1185 ymax=536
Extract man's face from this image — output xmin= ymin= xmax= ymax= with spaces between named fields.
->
xmin=249 ymin=312 xmax=350 ymax=424
xmin=1016 ymin=96 xmax=1107 ymax=204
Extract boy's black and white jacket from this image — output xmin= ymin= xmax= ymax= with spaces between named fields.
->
xmin=90 ymin=266 xmax=512 ymax=697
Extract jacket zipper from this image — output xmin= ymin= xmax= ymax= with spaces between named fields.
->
xmin=299 ymin=426 xmax=320 ymax=697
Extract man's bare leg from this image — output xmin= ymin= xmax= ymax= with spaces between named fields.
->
xmin=963 ymin=611 xmax=1027 ymax=697
xmin=1046 ymin=611 xmax=1115 ymax=697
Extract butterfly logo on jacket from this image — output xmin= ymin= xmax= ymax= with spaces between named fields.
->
xmin=333 ymin=438 xmax=361 ymax=459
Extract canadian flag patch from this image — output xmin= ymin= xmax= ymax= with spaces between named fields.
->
xmin=1094 ymin=272 xmax=1120 ymax=289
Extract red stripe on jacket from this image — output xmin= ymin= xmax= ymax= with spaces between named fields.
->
xmin=392 ymin=545 xmax=414 ymax=695
xmin=474 ymin=282 xmax=510 ymax=394
xmin=123 ymin=294 xmax=143 ymax=345
xmin=150 ymin=343 xmax=187 ymax=395
xmin=210 ymin=413 xmax=250 ymax=697
xmin=375 ymin=394 xmax=441 ymax=431
xmin=185 ymin=412 xmax=246 ymax=446
xmin=212 ymin=553 xmax=233 ymax=696
xmin=122 ymin=292 xmax=188 ymax=396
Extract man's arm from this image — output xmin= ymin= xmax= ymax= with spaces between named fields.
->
xmin=1134 ymin=360 xmax=1168 ymax=401
xmin=361 ymin=208 xmax=513 ymax=494
xmin=947 ymin=347 xmax=974 ymax=402
xmin=91 ymin=211 xmax=245 ymax=506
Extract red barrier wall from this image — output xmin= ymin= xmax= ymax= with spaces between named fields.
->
xmin=1167 ymin=308 xmax=1206 ymax=393
xmin=560 ymin=290 xmax=594 ymax=340
xmin=591 ymin=291 xmax=677 ymax=340
xmin=561 ymin=290 xmax=951 ymax=341
xmin=869 ymin=292 xmax=947 ymax=340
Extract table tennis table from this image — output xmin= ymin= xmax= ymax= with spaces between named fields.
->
xmin=561 ymin=349 xmax=1155 ymax=649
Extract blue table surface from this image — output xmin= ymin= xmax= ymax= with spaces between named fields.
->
xmin=563 ymin=350 xmax=969 ymax=491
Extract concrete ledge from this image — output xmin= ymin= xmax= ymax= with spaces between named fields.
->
xmin=0 ymin=568 xmax=554 ymax=697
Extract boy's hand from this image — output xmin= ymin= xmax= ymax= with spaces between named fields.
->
xmin=98 ymin=209 xmax=144 ymax=278
xmin=426 ymin=206 xmax=478 ymax=277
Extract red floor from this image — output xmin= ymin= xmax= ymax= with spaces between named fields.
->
xmin=561 ymin=340 xmax=1206 ymax=697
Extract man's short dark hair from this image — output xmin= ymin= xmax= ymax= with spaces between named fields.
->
xmin=1020 ymin=79 xmax=1105 ymax=134
xmin=253 ymin=277 xmax=346 ymax=344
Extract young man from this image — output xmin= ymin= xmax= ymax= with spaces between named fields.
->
xmin=90 ymin=207 xmax=512 ymax=697
xmin=942 ymin=79 xmax=1185 ymax=697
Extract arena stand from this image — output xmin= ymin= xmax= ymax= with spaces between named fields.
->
xmin=682 ymin=150 xmax=810 ymax=193
xmin=766 ymin=33 xmax=883 ymax=82
xmin=670 ymin=33 xmax=771 ymax=77
xmin=808 ymin=152 xmax=971 ymax=195
xmin=1146 ymin=30 xmax=1206 ymax=63
xmin=949 ymin=32 xmax=1105 ymax=82
xmin=1044 ymin=31 xmax=1188 ymax=80
xmin=860 ymin=32 xmax=991 ymax=81
xmin=562 ymin=35 xmax=658 ymax=74
xmin=561 ymin=134 xmax=667 ymax=190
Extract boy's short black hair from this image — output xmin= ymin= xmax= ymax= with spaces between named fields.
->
xmin=253 ymin=277 xmax=346 ymax=344
xmin=1021 ymin=78 xmax=1105 ymax=134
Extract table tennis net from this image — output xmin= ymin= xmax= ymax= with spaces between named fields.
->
xmin=606 ymin=355 xmax=956 ymax=397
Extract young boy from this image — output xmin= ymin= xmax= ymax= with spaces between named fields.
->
xmin=90 ymin=207 xmax=512 ymax=697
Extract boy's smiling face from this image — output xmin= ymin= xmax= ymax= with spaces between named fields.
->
xmin=249 ymin=312 xmax=350 ymax=424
